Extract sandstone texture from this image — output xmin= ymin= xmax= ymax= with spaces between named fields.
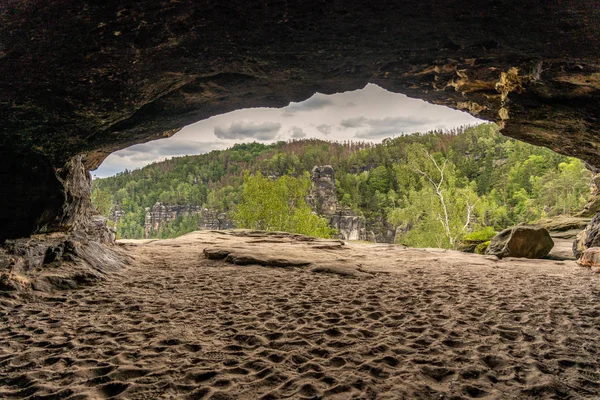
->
xmin=1 ymin=1 xmax=600 ymax=241
xmin=0 ymin=230 xmax=127 ymax=296
xmin=486 ymin=224 xmax=554 ymax=259
xmin=577 ymin=247 xmax=600 ymax=268
xmin=3 ymin=230 xmax=600 ymax=398
xmin=537 ymin=216 xmax=591 ymax=235
xmin=573 ymin=212 xmax=600 ymax=259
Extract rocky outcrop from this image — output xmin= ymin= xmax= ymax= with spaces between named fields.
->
xmin=203 ymin=230 xmax=370 ymax=278
xmin=144 ymin=203 xmax=234 ymax=238
xmin=110 ymin=205 xmax=126 ymax=225
xmin=536 ymin=216 xmax=590 ymax=241
xmin=486 ymin=225 xmax=554 ymax=259
xmin=309 ymin=166 xmax=339 ymax=215
xmin=576 ymin=165 xmax=600 ymax=218
xmin=577 ymin=247 xmax=600 ymax=273
xmin=2 ymin=1 xmax=600 ymax=241
xmin=0 ymin=154 xmax=112 ymax=244
xmin=573 ymin=212 xmax=600 ymax=259
xmin=0 ymin=230 xmax=127 ymax=295
xmin=330 ymin=213 xmax=365 ymax=241
xmin=308 ymin=166 xmax=367 ymax=241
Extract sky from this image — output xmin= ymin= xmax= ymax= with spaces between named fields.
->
xmin=92 ymin=84 xmax=483 ymax=178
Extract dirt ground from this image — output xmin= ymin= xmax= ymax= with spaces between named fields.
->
xmin=1 ymin=230 xmax=600 ymax=399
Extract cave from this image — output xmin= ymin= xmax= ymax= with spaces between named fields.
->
xmin=4 ymin=3 xmax=600 ymax=397
xmin=1 ymin=1 xmax=600 ymax=243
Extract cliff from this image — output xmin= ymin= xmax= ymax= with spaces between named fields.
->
xmin=144 ymin=204 xmax=235 ymax=238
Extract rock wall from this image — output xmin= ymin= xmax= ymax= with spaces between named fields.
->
xmin=144 ymin=203 xmax=234 ymax=238
xmin=110 ymin=205 xmax=126 ymax=225
xmin=576 ymin=166 xmax=600 ymax=218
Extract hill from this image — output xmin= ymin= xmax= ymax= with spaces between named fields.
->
xmin=92 ymin=123 xmax=591 ymax=248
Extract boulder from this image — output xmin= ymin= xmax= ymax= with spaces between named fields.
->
xmin=485 ymin=225 xmax=554 ymax=259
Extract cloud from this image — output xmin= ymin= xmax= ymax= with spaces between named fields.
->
xmin=214 ymin=121 xmax=281 ymax=141
xmin=289 ymin=126 xmax=306 ymax=139
xmin=92 ymin=140 xmax=226 ymax=178
xmin=283 ymin=95 xmax=334 ymax=116
xmin=316 ymin=124 xmax=332 ymax=135
xmin=340 ymin=116 xmax=439 ymax=139
xmin=340 ymin=117 xmax=368 ymax=128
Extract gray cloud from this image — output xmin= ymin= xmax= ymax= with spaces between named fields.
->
xmin=92 ymin=140 xmax=226 ymax=178
xmin=289 ymin=126 xmax=306 ymax=139
xmin=283 ymin=95 xmax=334 ymax=116
xmin=316 ymin=124 xmax=332 ymax=135
xmin=115 ymin=140 xmax=224 ymax=161
xmin=214 ymin=121 xmax=281 ymax=141
xmin=340 ymin=117 xmax=368 ymax=128
xmin=343 ymin=116 xmax=438 ymax=139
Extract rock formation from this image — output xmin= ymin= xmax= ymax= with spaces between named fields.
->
xmin=576 ymin=167 xmax=600 ymax=218
xmin=1 ymin=1 xmax=600 ymax=243
xmin=573 ymin=212 xmax=600 ymax=259
xmin=486 ymin=224 xmax=554 ymax=259
xmin=110 ymin=205 xmax=126 ymax=225
xmin=308 ymin=166 xmax=367 ymax=241
xmin=577 ymin=247 xmax=600 ymax=272
xmin=144 ymin=203 xmax=235 ymax=238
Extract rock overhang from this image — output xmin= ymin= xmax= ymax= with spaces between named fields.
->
xmin=1 ymin=0 xmax=600 ymax=241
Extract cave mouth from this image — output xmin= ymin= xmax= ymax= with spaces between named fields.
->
xmin=91 ymin=90 xmax=594 ymax=256
xmin=92 ymin=84 xmax=483 ymax=178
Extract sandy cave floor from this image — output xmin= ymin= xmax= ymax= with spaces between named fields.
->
xmin=1 ymin=230 xmax=600 ymax=399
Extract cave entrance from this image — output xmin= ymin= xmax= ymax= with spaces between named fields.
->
xmin=91 ymin=85 xmax=594 ymax=258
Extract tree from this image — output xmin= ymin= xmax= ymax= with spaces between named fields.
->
xmin=91 ymin=187 xmax=113 ymax=217
xmin=389 ymin=144 xmax=482 ymax=248
xmin=233 ymin=171 xmax=335 ymax=238
xmin=532 ymin=158 xmax=591 ymax=216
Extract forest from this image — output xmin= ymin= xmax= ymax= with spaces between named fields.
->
xmin=92 ymin=123 xmax=591 ymax=248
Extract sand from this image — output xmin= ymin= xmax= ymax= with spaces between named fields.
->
xmin=1 ymin=230 xmax=600 ymax=399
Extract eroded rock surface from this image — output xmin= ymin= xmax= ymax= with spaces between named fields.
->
xmin=0 ymin=231 xmax=127 ymax=297
xmin=1 ymin=1 xmax=600 ymax=240
xmin=577 ymin=247 xmax=600 ymax=270
xmin=573 ymin=212 xmax=600 ymax=259
xmin=203 ymin=230 xmax=371 ymax=277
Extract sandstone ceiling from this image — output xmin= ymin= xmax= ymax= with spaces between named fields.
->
xmin=1 ymin=0 xmax=599 ymax=241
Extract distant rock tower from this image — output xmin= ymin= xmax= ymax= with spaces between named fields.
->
xmin=308 ymin=165 xmax=366 ymax=241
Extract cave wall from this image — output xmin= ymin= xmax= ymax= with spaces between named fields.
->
xmin=1 ymin=0 xmax=600 ymax=240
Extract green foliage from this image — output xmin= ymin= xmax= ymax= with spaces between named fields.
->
xmin=91 ymin=187 xmax=113 ymax=217
xmin=475 ymin=241 xmax=491 ymax=255
xmin=234 ymin=172 xmax=335 ymax=238
xmin=92 ymin=124 xmax=592 ymax=244
xmin=464 ymin=227 xmax=497 ymax=242
xmin=158 ymin=215 xmax=202 ymax=239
